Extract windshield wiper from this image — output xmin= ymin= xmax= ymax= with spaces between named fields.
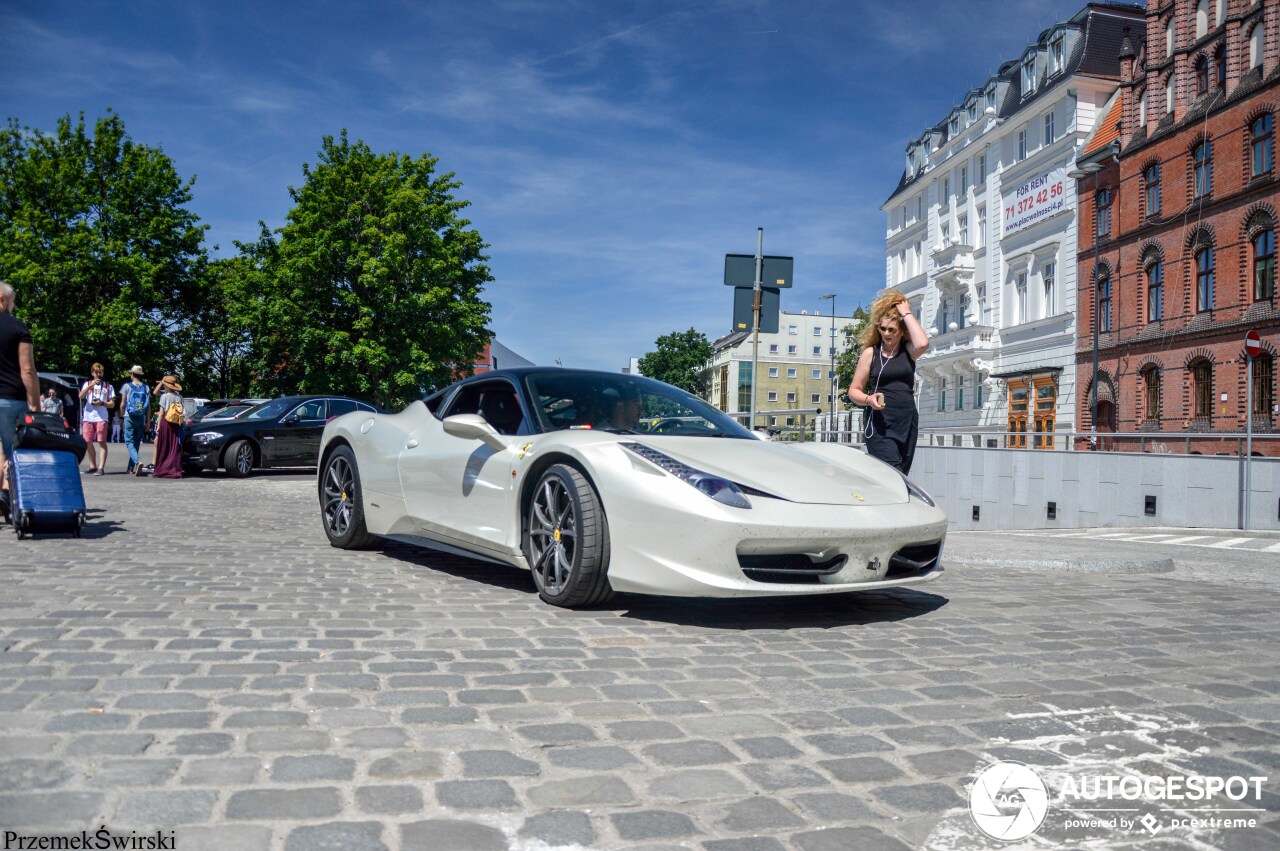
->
xmin=598 ymin=428 xmax=644 ymax=435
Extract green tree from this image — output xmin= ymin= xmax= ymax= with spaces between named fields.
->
xmin=0 ymin=112 xmax=208 ymax=380
xmin=180 ymin=256 xmax=258 ymax=398
xmin=638 ymin=328 xmax=713 ymax=396
xmin=248 ymin=132 xmax=492 ymax=409
xmin=834 ymin=305 xmax=871 ymax=407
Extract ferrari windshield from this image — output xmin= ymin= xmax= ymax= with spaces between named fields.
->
xmin=524 ymin=372 xmax=754 ymax=439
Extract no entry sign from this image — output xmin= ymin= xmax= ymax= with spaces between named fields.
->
xmin=1245 ymin=330 xmax=1262 ymax=357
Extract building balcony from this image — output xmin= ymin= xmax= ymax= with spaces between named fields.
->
xmin=922 ymin=323 xmax=995 ymax=356
xmin=930 ymin=241 xmax=974 ymax=275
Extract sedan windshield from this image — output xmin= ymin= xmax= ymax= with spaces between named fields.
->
xmin=197 ymin=404 xmax=253 ymax=421
xmin=241 ymin=398 xmax=295 ymax=420
xmin=524 ymin=372 xmax=753 ymax=439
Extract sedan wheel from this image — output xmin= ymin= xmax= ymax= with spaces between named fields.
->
xmin=319 ymin=446 xmax=377 ymax=549
xmin=224 ymin=439 xmax=255 ymax=478
xmin=524 ymin=463 xmax=613 ymax=607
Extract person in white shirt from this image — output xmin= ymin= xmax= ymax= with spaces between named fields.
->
xmin=79 ymin=362 xmax=115 ymax=475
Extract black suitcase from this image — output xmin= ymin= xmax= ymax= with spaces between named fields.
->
xmin=15 ymin=411 xmax=88 ymax=462
xmin=8 ymin=449 xmax=87 ymax=538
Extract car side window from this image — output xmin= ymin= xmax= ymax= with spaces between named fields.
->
xmin=440 ymin=381 xmax=525 ymax=435
xmin=356 ymin=402 xmax=377 ymax=413
xmin=328 ymin=399 xmax=357 ymax=418
xmin=291 ymin=400 xmax=326 ymax=420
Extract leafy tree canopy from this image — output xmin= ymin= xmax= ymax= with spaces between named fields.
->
xmin=247 ymin=132 xmax=493 ymax=409
xmin=638 ymin=328 xmax=713 ymax=396
xmin=0 ymin=112 xmax=208 ymax=381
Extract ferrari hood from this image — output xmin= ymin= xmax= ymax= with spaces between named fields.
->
xmin=628 ymin=438 xmax=907 ymax=506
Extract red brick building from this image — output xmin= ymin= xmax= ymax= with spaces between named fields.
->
xmin=1073 ymin=0 xmax=1279 ymax=453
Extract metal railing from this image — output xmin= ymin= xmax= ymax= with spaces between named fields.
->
xmin=726 ymin=408 xmax=821 ymax=441
xmin=916 ymin=429 xmax=1280 ymax=455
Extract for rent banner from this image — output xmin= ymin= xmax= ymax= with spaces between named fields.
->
xmin=1003 ymin=167 xmax=1067 ymax=236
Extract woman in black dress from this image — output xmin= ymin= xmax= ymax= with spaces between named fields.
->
xmin=847 ymin=289 xmax=930 ymax=474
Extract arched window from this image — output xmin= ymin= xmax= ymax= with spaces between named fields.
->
xmin=1256 ymin=228 xmax=1276 ymax=300
xmin=1097 ymin=187 xmax=1112 ymax=239
xmin=1097 ymin=268 xmax=1113 ymax=332
xmin=1166 ymin=18 xmax=1176 ymax=57
xmin=1166 ymin=75 xmax=1176 ymax=115
xmin=1252 ymin=114 xmax=1274 ymax=176
xmin=1145 ymin=163 xmax=1162 ymax=216
xmin=1147 ymin=261 xmax=1164 ymax=321
xmin=1254 ymin=353 xmax=1275 ymax=419
xmin=1193 ymin=141 xmax=1212 ymax=198
xmin=1217 ymin=0 xmax=1226 ymax=27
xmin=1195 ymin=0 xmax=1209 ymax=38
xmin=1139 ymin=89 xmax=1148 ymax=125
xmin=1192 ymin=360 xmax=1213 ymax=417
xmin=1250 ymin=24 xmax=1264 ymax=69
xmin=1195 ymin=56 xmax=1209 ymax=95
xmin=1196 ymin=247 xmax=1215 ymax=312
xmin=1141 ymin=365 xmax=1162 ymax=422
xmin=1216 ymin=47 xmax=1227 ymax=89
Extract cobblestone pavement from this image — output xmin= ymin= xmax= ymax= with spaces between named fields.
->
xmin=1 ymin=456 xmax=1279 ymax=850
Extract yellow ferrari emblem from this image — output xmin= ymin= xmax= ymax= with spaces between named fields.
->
xmin=553 ymin=528 xmax=561 ymax=543
xmin=854 ymin=494 xmax=865 ymax=502
xmin=518 ymin=442 xmax=533 ymax=460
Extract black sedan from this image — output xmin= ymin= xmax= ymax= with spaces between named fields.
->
xmin=182 ymin=395 xmax=381 ymax=477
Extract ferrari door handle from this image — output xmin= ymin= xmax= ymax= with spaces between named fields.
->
xmin=406 ymin=439 xmax=419 ymax=448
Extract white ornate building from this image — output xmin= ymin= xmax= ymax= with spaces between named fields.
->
xmin=881 ymin=2 xmax=1146 ymax=446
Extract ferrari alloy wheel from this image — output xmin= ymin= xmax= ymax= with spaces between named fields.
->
xmin=224 ymin=439 xmax=255 ymax=478
xmin=320 ymin=446 xmax=377 ymax=549
xmin=524 ymin=463 xmax=613 ymax=608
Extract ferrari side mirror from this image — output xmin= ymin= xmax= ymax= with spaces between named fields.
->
xmin=443 ymin=414 xmax=510 ymax=451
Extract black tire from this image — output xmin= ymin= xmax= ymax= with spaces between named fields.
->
xmin=523 ymin=463 xmax=613 ymax=608
xmin=319 ymin=445 xmax=378 ymax=549
xmin=223 ymin=439 xmax=255 ymax=478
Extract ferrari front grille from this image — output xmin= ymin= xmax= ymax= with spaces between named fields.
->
xmin=738 ymin=553 xmax=848 ymax=584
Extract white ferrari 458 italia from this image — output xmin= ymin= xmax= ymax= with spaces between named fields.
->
xmin=317 ymin=368 xmax=946 ymax=608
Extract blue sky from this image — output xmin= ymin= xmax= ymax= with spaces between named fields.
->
xmin=2 ymin=0 xmax=1090 ymax=371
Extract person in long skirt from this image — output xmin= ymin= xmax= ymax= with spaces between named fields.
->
xmin=152 ymin=374 xmax=184 ymax=479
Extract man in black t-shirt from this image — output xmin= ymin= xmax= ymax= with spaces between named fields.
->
xmin=0 ymin=282 xmax=41 ymax=508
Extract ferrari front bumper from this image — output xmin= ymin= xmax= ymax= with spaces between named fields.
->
xmin=601 ymin=486 xmax=948 ymax=598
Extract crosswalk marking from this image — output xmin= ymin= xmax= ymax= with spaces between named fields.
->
xmin=1263 ymin=542 xmax=1280 ymax=553
xmin=1159 ymin=535 xmax=1210 ymax=544
xmin=1208 ymin=537 xmax=1253 ymax=548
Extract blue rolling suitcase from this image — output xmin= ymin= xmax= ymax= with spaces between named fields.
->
xmin=8 ymin=449 xmax=87 ymax=539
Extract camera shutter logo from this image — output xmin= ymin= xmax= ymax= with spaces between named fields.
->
xmin=969 ymin=761 xmax=1050 ymax=840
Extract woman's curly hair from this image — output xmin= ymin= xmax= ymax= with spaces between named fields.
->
xmin=857 ymin=288 xmax=909 ymax=350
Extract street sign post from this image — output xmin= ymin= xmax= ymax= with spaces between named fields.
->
xmin=1244 ymin=330 xmax=1261 ymax=530
xmin=725 ymin=237 xmax=793 ymax=432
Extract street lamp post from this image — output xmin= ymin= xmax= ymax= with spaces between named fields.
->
xmin=820 ymin=293 xmax=837 ymax=442
xmin=1068 ymin=161 xmax=1104 ymax=449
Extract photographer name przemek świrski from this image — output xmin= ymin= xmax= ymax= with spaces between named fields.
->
xmin=2 ymin=826 xmax=176 ymax=850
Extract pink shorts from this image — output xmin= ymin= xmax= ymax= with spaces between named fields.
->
xmin=81 ymin=421 xmax=108 ymax=443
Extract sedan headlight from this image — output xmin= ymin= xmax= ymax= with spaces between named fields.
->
xmin=622 ymin=442 xmax=751 ymax=509
xmin=191 ymin=431 xmax=224 ymax=444
xmin=900 ymin=472 xmax=935 ymax=507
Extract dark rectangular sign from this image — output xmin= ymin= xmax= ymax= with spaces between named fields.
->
xmin=724 ymin=254 xmax=793 ymax=288
xmin=732 ymin=286 xmax=780 ymax=334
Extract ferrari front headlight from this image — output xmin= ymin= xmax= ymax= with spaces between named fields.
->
xmin=622 ymin=443 xmax=751 ymax=509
